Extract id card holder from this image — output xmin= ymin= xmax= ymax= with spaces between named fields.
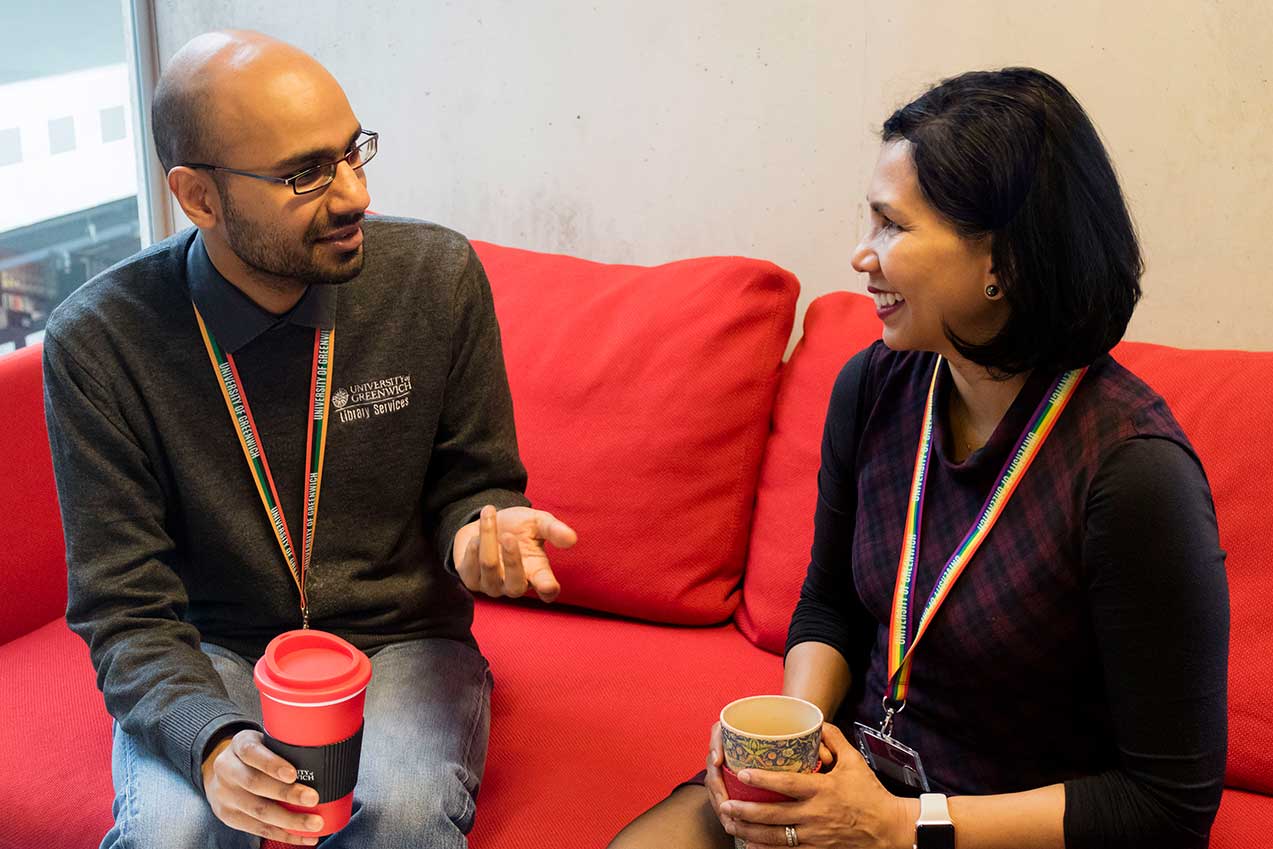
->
xmin=854 ymin=721 xmax=931 ymax=792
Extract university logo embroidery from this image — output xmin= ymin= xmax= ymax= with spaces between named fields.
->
xmin=334 ymin=374 xmax=413 ymax=423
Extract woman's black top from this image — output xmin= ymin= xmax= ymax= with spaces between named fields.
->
xmin=786 ymin=342 xmax=1228 ymax=849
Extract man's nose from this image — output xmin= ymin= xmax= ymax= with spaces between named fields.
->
xmin=326 ymin=160 xmax=371 ymax=216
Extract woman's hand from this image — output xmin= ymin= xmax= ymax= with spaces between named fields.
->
xmin=705 ymin=721 xmax=737 ymax=832
xmin=719 ymin=723 xmax=912 ymax=849
xmin=817 ymin=737 xmax=836 ymax=771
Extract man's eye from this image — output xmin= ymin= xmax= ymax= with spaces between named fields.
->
xmin=293 ymin=168 xmax=327 ymax=189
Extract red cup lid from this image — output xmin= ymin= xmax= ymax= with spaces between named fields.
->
xmin=253 ymin=630 xmax=372 ymax=705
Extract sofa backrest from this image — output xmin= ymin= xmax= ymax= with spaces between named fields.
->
xmin=474 ymin=241 xmax=799 ymax=625
xmin=1 ymin=242 xmax=800 ymax=641
xmin=0 ymin=343 xmax=69 ymax=645
xmin=1110 ymin=340 xmax=1273 ymax=795
xmin=736 ymin=292 xmax=880 ymax=651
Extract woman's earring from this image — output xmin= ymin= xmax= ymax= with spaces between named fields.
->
xmin=985 ymin=284 xmax=1001 ymax=299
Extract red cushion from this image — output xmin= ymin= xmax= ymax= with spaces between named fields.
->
xmin=469 ymin=599 xmax=781 ymax=848
xmin=0 ymin=344 xmax=68 ymax=645
xmin=1211 ymin=787 xmax=1273 ymax=849
xmin=1112 ymin=341 xmax=1273 ymax=795
xmin=474 ymin=242 xmax=799 ymax=625
xmin=737 ymin=293 xmax=881 ymax=652
xmin=0 ymin=618 xmax=113 ymax=848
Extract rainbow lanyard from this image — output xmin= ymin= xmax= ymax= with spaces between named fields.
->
xmin=193 ymin=305 xmax=334 ymax=629
xmin=885 ymin=357 xmax=1086 ymax=716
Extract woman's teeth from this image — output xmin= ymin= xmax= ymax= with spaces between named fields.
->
xmin=873 ymin=291 xmax=905 ymax=308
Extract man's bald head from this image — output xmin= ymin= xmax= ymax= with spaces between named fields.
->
xmin=151 ymin=30 xmax=348 ymax=174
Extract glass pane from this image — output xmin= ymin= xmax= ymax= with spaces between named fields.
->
xmin=0 ymin=1 xmax=143 ymax=356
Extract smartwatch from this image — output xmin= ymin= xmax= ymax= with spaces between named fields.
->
xmin=914 ymin=793 xmax=955 ymax=849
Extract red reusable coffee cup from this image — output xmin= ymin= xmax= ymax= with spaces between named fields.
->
xmin=254 ymin=630 xmax=372 ymax=837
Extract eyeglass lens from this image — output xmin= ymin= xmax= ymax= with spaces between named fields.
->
xmin=294 ymin=134 xmax=378 ymax=194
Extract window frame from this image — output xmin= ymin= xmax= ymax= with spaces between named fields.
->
xmin=124 ymin=0 xmax=170 ymax=248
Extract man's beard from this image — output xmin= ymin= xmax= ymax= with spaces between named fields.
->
xmin=221 ymin=190 xmax=365 ymax=286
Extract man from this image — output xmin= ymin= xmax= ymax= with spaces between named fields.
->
xmin=43 ymin=30 xmax=576 ymax=847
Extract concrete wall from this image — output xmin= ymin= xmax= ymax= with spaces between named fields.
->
xmin=155 ymin=1 xmax=1273 ymax=351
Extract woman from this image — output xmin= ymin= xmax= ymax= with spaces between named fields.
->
xmin=609 ymin=68 xmax=1227 ymax=849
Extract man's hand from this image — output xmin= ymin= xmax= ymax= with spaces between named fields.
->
xmin=202 ymin=728 xmax=324 ymax=845
xmin=453 ymin=505 xmax=577 ymax=602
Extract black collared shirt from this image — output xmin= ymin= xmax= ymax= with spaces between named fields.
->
xmin=186 ymin=232 xmax=336 ymax=353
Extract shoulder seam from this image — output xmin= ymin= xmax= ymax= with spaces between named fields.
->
xmin=42 ymin=328 xmax=111 ymax=398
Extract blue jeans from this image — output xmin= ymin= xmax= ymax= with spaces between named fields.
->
xmin=100 ymin=638 xmax=493 ymax=849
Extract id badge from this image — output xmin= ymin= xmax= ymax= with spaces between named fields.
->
xmin=854 ymin=721 xmax=931 ymax=792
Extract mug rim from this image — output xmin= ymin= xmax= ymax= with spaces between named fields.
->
xmin=719 ymin=694 xmax=823 ymax=740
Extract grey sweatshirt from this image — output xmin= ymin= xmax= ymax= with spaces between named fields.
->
xmin=42 ymin=217 xmax=529 ymax=792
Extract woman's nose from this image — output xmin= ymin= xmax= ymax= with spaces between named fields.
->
xmin=851 ymin=239 xmax=879 ymax=274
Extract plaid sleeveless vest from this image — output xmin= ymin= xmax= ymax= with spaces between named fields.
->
xmin=848 ymin=343 xmax=1198 ymax=794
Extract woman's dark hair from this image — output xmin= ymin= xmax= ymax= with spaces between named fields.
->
xmin=882 ymin=67 xmax=1142 ymax=373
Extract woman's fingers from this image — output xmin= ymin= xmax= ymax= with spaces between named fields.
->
xmin=720 ymin=799 xmax=805 ymax=826
xmin=726 ymin=817 xmax=800 ymax=849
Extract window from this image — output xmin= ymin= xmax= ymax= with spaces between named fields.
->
xmin=0 ymin=128 xmax=20 ymax=167
xmin=100 ymin=105 xmax=127 ymax=143
xmin=0 ymin=0 xmax=144 ymax=354
xmin=48 ymin=116 xmax=77 ymax=154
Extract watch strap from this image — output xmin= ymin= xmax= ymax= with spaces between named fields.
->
xmin=915 ymin=793 xmax=954 ymax=849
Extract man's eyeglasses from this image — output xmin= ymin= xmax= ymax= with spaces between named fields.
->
xmin=182 ymin=130 xmax=379 ymax=195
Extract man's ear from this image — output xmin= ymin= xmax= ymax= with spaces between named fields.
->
xmin=168 ymin=167 xmax=220 ymax=229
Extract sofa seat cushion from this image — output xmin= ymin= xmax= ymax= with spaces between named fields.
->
xmin=1112 ymin=341 xmax=1273 ymax=795
xmin=0 ymin=344 xmax=68 ymax=646
xmin=0 ymin=617 xmax=113 ymax=849
xmin=475 ymin=242 xmax=799 ymax=625
xmin=0 ymin=603 xmax=785 ymax=849
xmin=469 ymin=598 xmax=782 ymax=848
xmin=738 ymin=292 xmax=881 ymax=652
xmin=1212 ymin=787 xmax=1273 ymax=849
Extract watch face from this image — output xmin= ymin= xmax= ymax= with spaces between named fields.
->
xmin=916 ymin=822 xmax=955 ymax=849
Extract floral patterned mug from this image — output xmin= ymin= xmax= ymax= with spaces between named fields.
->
xmin=719 ymin=695 xmax=823 ymax=849
xmin=719 ymin=695 xmax=823 ymax=774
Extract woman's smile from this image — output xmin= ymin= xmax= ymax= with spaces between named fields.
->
xmin=868 ymin=284 xmax=907 ymax=319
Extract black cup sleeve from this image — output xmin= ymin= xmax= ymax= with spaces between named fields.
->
xmin=262 ymin=722 xmax=364 ymax=803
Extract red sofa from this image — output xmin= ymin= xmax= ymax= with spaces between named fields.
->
xmin=1 ymin=241 xmax=1269 ymax=849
